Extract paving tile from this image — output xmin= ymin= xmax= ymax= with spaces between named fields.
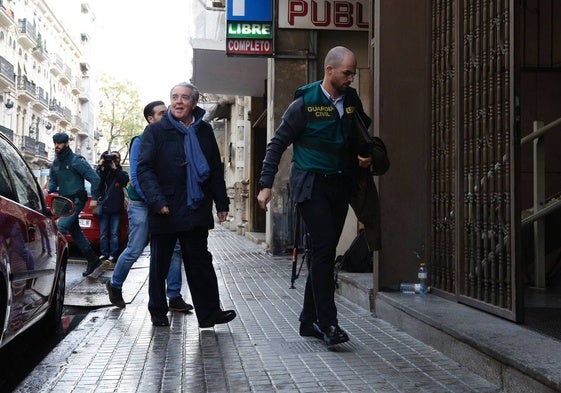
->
xmin=16 ymin=227 xmax=500 ymax=393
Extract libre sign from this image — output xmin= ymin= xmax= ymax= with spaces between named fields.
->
xmin=226 ymin=0 xmax=273 ymax=56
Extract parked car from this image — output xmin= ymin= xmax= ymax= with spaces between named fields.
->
xmin=46 ymin=180 xmax=129 ymax=257
xmin=0 ymin=132 xmax=74 ymax=349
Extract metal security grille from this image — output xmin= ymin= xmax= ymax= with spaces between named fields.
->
xmin=431 ymin=0 xmax=517 ymax=320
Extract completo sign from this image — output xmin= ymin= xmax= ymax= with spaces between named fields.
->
xmin=227 ymin=39 xmax=273 ymax=55
xmin=227 ymin=22 xmax=273 ymax=38
xmin=278 ymin=0 xmax=369 ymax=31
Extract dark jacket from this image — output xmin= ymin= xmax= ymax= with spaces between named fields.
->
xmin=96 ymin=164 xmax=129 ymax=214
xmin=258 ymin=81 xmax=386 ymax=249
xmin=258 ymin=82 xmax=370 ymax=202
xmin=137 ymin=106 xmax=229 ymax=234
xmin=48 ymin=146 xmax=100 ymax=200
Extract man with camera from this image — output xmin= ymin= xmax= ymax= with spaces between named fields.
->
xmin=93 ymin=150 xmax=129 ymax=273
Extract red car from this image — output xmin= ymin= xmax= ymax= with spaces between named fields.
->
xmin=0 ymin=132 xmax=74 ymax=349
xmin=47 ymin=181 xmax=129 ymax=257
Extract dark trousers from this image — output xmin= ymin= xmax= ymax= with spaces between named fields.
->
xmin=298 ymin=174 xmax=352 ymax=329
xmin=148 ymin=228 xmax=220 ymax=322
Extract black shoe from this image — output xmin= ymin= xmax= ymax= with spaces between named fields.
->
xmin=82 ymin=257 xmax=101 ymax=276
xmin=168 ymin=296 xmax=194 ymax=312
xmin=299 ymin=322 xmax=323 ymax=339
xmin=106 ymin=281 xmax=126 ymax=308
xmin=319 ymin=325 xmax=349 ymax=347
xmin=151 ymin=315 xmax=170 ymax=326
xmin=199 ymin=310 xmax=236 ymax=328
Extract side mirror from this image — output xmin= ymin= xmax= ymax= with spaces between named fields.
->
xmin=50 ymin=195 xmax=75 ymax=217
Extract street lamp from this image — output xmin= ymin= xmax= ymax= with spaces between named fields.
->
xmin=1 ymin=92 xmax=14 ymax=116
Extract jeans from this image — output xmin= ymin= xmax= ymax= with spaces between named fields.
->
xmin=57 ymin=197 xmax=93 ymax=255
xmin=99 ymin=212 xmax=121 ymax=258
xmin=110 ymin=200 xmax=183 ymax=299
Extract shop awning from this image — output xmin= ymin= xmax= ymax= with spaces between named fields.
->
xmin=191 ymin=38 xmax=267 ymax=97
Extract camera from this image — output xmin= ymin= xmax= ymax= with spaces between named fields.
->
xmin=102 ymin=152 xmax=117 ymax=168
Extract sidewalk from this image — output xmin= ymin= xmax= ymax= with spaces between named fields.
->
xmin=16 ymin=226 xmax=499 ymax=393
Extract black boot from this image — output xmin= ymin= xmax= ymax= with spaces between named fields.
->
xmin=82 ymin=248 xmax=101 ymax=276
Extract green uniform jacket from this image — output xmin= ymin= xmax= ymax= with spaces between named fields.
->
xmin=48 ymin=146 xmax=100 ymax=200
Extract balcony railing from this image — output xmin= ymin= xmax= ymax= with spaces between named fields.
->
xmin=17 ymin=75 xmax=36 ymax=96
xmin=17 ymin=18 xmax=37 ymax=48
xmin=63 ymin=107 xmax=72 ymax=121
xmin=36 ymin=86 xmax=49 ymax=107
xmin=0 ymin=55 xmax=14 ymax=84
xmin=0 ymin=125 xmax=13 ymax=140
xmin=22 ymin=135 xmax=36 ymax=154
xmin=49 ymin=100 xmax=64 ymax=116
xmin=37 ymin=141 xmax=47 ymax=158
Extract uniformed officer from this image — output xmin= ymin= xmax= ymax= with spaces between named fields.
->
xmin=47 ymin=132 xmax=102 ymax=276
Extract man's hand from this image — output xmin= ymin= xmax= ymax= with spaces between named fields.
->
xmin=358 ymin=155 xmax=372 ymax=168
xmin=217 ymin=211 xmax=228 ymax=222
xmin=159 ymin=206 xmax=170 ymax=215
xmin=89 ymin=199 xmax=98 ymax=209
xmin=257 ymin=188 xmax=272 ymax=211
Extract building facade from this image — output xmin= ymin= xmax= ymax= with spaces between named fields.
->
xmin=0 ymin=0 xmax=96 ymax=185
xmin=191 ymin=0 xmax=561 ymax=331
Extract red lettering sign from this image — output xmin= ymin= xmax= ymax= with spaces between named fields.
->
xmin=226 ymin=39 xmax=273 ymax=55
xmin=280 ymin=0 xmax=368 ymax=31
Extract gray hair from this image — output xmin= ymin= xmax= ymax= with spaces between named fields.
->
xmin=170 ymin=82 xmax=200 ymax=103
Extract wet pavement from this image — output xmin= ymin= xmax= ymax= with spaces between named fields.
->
xmin=15 ymin=226 xmax=499 ymax=392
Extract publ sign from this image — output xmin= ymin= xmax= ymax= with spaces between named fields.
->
xmin=278 ymin=0 xmax=369 ymax=31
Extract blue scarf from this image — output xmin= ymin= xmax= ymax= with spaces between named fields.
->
xmin=167 ymin=108 xmax=210 ymax=209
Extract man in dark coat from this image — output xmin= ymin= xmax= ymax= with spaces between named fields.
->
xmin=137 ymin=82 xmax=236 ymax=327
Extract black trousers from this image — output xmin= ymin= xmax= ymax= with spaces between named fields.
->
xmin=298 ymin=174 xmax=352 ymax=329
xmin=148 ymin=228 xmax=220 ymax=322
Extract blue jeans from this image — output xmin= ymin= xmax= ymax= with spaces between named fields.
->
xmin=110 ymin=200 xmax=183 ymax=299
xmin=57 ymin=197 xmax=93 ymax=255
xmin=99 ymin=212 xmax=121 ymax=258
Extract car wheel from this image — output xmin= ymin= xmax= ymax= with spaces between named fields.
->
xmin=42 ymin=256 xmax=67 ymax=335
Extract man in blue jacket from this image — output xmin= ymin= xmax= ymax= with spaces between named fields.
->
xmin=257 ymin=46 xmax=373 ymax=347
xmin=137 ymin=83 xmax=235 ymax=327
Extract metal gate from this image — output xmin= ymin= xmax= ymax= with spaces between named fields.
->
xmin=431 ymin=0 xmax=520 ymax=321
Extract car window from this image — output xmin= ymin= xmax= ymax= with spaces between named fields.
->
xmin=0 ymin=154 xmax=14 ymax=200
xmin=0 ymin=137 xmax=42 ymax=211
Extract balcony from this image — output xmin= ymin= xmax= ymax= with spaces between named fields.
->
xmin=16 ymin=75 xmax=36 ymax=103
xmin=17 ymin=18 xmax=37 ymax=50
xmin=0 ymin=56 xmax=15 ymax=88
xmin=32 ymin=36 xmax=49 ymax=62
xmin=21 ymin=135 xmax=37 ymax=157
xmin=48 ymin=99 xmax=64 ymax=121
xmin=0 ymin=0 xmax=14 ymax=28
xmin=49 ymin=53 xmax=64 ymax=77
xmin=71 ymin=77 xmax=81 ymax=95
xmin=72 ymin=115 xmax=85 ymax=134
xmin=59 ymin=106 xmax=72 ymax=127
xmin=33 ymin=86 xmax=49 ymax=111
xmin=60 ymin=65 xmax=71 ymax=85
xmin=77 ymin=77 xmax=90 ymax=102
